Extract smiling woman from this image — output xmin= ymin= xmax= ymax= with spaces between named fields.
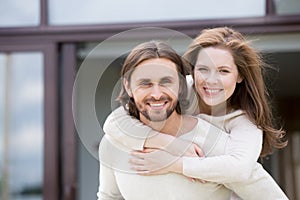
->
xmin=194 ymin=47 xmax=243 ymax=114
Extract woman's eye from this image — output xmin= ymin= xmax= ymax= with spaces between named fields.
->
xmin=220 ymin=69 xmax=230 ymax=74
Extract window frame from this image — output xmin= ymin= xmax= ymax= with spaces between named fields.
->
xmin=0 ymin=43 xmax=60 ymax=200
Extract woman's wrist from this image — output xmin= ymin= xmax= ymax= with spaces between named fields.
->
xmin=170 ymin=157 xmax=183 ymax=174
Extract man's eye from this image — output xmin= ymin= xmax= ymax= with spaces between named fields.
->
xmin=197 ymin=67 xmax=208 ymax=72
xmin=139 ymin=81 xmax=151 ymax=86
xmin=160 ymin=79 xmax=172 ymax=85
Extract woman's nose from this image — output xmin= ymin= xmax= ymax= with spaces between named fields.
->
xmin=205 ymin=72 xmax=219 ymax=84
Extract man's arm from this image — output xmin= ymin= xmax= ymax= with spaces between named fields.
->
xmin=97 ymin=137 xmax=124 ymax=200
xmin=97 ymin=163 xmax=124 ymax=200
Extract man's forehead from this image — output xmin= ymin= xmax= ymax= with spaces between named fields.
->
xmin=131 ymin=63 xmax=178 ymax=80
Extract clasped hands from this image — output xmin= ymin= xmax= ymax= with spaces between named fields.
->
xmin=129 ymin=138 xmax=205 ymax=182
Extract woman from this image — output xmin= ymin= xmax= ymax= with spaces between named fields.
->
xmin=102 ymin=27 xmax=288 ymax=199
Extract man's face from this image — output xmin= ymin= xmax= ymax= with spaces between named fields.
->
xmin=125 ymin=58 xmax=180 ymax=122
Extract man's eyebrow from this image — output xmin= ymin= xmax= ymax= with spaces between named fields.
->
xmin=160 ymin=76 xmax=175 ymax=81
xmin=136 ymin=78 xmax=151 ymax=83
xmin=195 ymin=64 xmax=207 ymax=68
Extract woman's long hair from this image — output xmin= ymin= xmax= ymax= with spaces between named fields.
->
xmin=184 ymin=27 xmax=287 ymax=157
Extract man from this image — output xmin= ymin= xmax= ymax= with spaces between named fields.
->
xmin=97 ymin=41 xmax=232 ymax=200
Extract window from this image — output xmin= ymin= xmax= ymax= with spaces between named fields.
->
xmin=48 ymin=0 xmax=265 ymax=25
xmin=0 ymin=0 xmax=40 ymax=27
xmin=275 ymin=0 xmax=300 ymax=15
xmin=0 ymin=52 xmax=44 ymax=200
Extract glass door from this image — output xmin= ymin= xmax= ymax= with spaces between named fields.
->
xmin=0 ymin=44 xmax=59 ymax=200
xmin=0 ymin=52 xmax=44 ymax=200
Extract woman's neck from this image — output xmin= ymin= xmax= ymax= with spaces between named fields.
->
xmin=199 ymin=99 xmax=231 ymax=116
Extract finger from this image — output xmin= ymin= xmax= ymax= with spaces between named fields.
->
xmin=137 ymin=171 xmax=151 ymax=176
xmin=131 ymin=165 xmax=148 ymax=172
xmin=194 ymin=146 xmax=204 ymax=157
xmin=142 ymin=148 xmax=155 ymax=153
xmin=137 ymin=169 xmax=161 ymax=176
xmin=192 ymin=178 xmax=206 ymax=184
xmin=199 ymin=179 xmax=206 ymax=184
xmin=187 ymin=177 xmax=196 ymax=182
xmin=129 ymin=157 xmax=145 ymax=165
xmin=131 ymin=151 xmax=147 ymax=159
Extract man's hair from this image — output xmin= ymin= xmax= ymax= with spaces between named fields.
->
xmin=117 ymin=40 xmax=189 ymax=119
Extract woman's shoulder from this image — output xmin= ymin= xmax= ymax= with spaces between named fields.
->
xmin=197 ymin=109 xmax=244 ymax=124
xmin=226 ymin=110 xmax=260 ymax=132
xmin=218 ymin=109 xmax=244 ymax=121
xmin=197 ymin=109 xmax=257 ymax=132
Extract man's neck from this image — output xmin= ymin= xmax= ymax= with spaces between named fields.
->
xmin=140 ymin=112 xmax=196 ymax=137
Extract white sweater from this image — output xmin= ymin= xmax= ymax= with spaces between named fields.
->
xmin=98 ymin=132 xmax=232 ymax=200
xmin=100 ymin=107 xmax=288 ymax=200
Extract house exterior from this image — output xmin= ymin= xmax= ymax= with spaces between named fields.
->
xmin=0 ymin=0 xmax=300 ymax=199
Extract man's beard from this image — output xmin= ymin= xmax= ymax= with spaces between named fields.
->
xmin=140 ymin=107 xmax=176 ymax=122
xmin=139 ymin=97 xmax=177 ymax=122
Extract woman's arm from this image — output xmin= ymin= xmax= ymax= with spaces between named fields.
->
xmin=103 ymin=106 xmax=202 ymax=156
xmin=130 ymin=117 xmax=288 ymax=199
xmin=182 ymin=115 xmax=263 ymax=182
xmin=103 ymin=106 xmax=151 ymax=150
xmin=131 ymin=114 xmax=262 ymax=182
xmin=224 ymin=163 xmax=288 ymax=200
xmin=102 ymin=75 xmax=198 ymax=151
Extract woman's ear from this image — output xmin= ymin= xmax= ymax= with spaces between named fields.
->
xmin=237 ymin=75 xmax=243 ymax=83
xmin=123 ymin=79 xmax=132 ymax=97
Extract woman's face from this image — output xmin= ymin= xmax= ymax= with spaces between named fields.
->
xmin=194 ymin=47 xmax=242 ymax=108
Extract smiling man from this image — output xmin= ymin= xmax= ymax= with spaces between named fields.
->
xmin=125 ymin=58 xmax=179 ymax=123
xmin=97 ymin=41 xmax=232 ymax=200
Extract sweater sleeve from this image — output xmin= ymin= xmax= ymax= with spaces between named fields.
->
xmin=183 ymin=114 xmax=263 ymax=183
xmin=103 ymin=106 xmax=152 ymax=150
xmin=97 ymin=164 xmax=124 ymax=200
xmin=224 ymin=163 xmax=288 ymax=200
xmin=97 ymin=138 xmax=125 ymax=200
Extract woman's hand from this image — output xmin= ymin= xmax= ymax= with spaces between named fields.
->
xmin=130 ymin=147 xmax=206 ymax=183
xmin=130 ymin=148 xmax=178 ymax=175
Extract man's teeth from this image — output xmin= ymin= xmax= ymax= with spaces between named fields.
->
xmin=150 ymin=103 xmax=164 ymax=107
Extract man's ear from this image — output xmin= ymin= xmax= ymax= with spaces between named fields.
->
xmin=123 ymin=79 xmax=132 ymax=97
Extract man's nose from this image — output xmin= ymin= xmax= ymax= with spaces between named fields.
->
xmin=150 ymin=85 xmax=163 ymax=99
